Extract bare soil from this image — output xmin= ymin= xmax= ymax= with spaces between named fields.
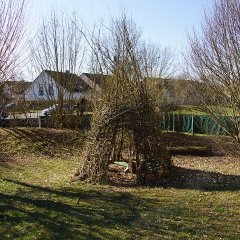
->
xmin=107 ymin=132 xmax=240 ymax=189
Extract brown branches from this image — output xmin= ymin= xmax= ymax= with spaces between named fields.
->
xmin=0 ymin=0 xmax=26 ymax=81
xmin=30 ymin=11 xmax=86 ymax=127
xmin=78 ymin=13 xmax=173 ymax=184
xmin=187 ymin=0 xmax=240 ymax=142
xmin=31 ymin=11 xmax=85 ymax=76
xmin=79 ymin=100 xmax=172 ymax=184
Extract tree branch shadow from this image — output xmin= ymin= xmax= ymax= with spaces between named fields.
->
xmin=158 ymin=166 xmax=240 ymax=191
xmin=106 ymin=165 xmax=240 ymax=191
xmin=0 ymin=179 xmax=143 ymax=239
xmin=1 ymin=177 xmax=240 ymax=239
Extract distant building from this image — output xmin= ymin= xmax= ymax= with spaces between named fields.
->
xmin=23 ymin=70 xmax=101 ymax=101
xmin=1 ymin=80 xmax=31 ymax=101
xmin=3 ymin=70 xmax=197 ymax=106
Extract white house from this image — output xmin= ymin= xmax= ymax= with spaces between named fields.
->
xmin=23 ymin=70 xmax=102 ymax=101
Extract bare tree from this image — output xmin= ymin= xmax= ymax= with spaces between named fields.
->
xmin=77 ymin=13 xmax=173 ymax=184
xmin=30 ymin=11 xmax=86 ymax=127
xmin=187 ymin=0 xmax=240 ymax=142
xmin=85 ymin=18 xmax=175 ymax=107
xmin=0 ymin=0 xmax=27 ymax=106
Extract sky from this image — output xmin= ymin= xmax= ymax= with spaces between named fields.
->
xmin=26 ymin=0 xmax=213 ymax=78
xmin=29 ymin=0 xmax=212 ymax=49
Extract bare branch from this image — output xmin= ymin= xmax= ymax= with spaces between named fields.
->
xmin=187 ymin=0 xmax=240 ymax=142
xmin=0 ymin=0 xmax=27 ymax=81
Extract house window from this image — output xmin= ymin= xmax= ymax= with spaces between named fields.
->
xmin=48 ymin=84 xmax=54 ymax=96
xmin=38 ymin=85 xmax=44 ymax=96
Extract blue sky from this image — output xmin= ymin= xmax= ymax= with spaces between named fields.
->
xmin=29 ymin=0 xmax=212 ymax=52
xmin=25 ymin=0 xmax=213 ymax=79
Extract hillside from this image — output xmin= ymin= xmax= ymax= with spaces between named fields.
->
xmin=0 ymin=127 xmax=85 ymax=157
xmin=0 ymin=128 xmax=240 ymax=239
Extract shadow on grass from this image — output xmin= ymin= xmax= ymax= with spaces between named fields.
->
xmin=162 ymin=132 xmax=215 ymax=148
xmin=4 ymin=127 xmax=74 ymax=143
xmin=1 ymin=178 xmax=240 ymax=239
xmin=168 ymin=146 xmax=217 ymax=157
xmin=106 ymin=166 xmax=240 ymax=191
xmin=0 ymin=179 xmax=142 ymax=239
xmin=0 ymin=178 xmax=194 ymax=240
xmin=158 ymin=166 xmax=240 ymax=191
xmin=162 ymin=132 xmax=240 ymax=157
xmin=3 ymin=128 xmax=84 ymax=156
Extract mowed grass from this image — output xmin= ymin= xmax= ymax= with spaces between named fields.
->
xmin=0 ymin=128 xmax=240 ymax=239
xmin=171 ymin=105 xmax=238 ymax=116
xmin=171 ymin=105 xmax=206 ymax=115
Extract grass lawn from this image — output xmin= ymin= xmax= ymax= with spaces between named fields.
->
xmin=0 ymin=128 xmax=240 ymax=239
xmin=170 ymin=105 xmax=238 ymax=117
xmin=171 ymin=105 xmax=207 ymax=115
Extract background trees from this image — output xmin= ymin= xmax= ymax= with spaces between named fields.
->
xmin=0 ymin=0 xmax=27 ymax=106
xmin=30 ymin=11 xmax=86 ymax=127
xmin=31 ymin=11 xmax=84 ymax=78
xmin=187 ymin=0 xmax=240 ymax=142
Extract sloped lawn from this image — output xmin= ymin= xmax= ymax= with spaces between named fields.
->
xmin=0 ymin=128 xmax=240 ymax=239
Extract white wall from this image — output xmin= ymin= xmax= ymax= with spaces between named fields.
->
xmin=24 ymin=71 xmax=56 ymax=100
xmin=24 ymin=71 xmax=94 ymax=101
xmin=24 ymin=71 xmax=77 ymax=101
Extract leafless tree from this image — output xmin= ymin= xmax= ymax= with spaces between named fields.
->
xmin=77 ymin=13 xmax=173 ymax=184
xmin=0 ymin=0 xmax=27 ymax=106
xmin=86 ymin=17 xmax=175 ymax=106
xmin=187 ymin=0 xmax=240 ymax=142
xmin=30 ymin=11 xmax=86 ymax=127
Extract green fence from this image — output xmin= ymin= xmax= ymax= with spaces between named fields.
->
xmin=159 ymin=113 xmax=227 ymax=135
xmin=0 ymin=113 xmax=236 ymax=136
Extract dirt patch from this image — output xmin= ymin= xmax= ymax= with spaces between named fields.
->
xmin=107 ymin=133 xmax=240 ymax=188
xmin=107 ymin=164 xmax=136 ymax=186
xmin=107 ymin=156 xmax=240 ymax=190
